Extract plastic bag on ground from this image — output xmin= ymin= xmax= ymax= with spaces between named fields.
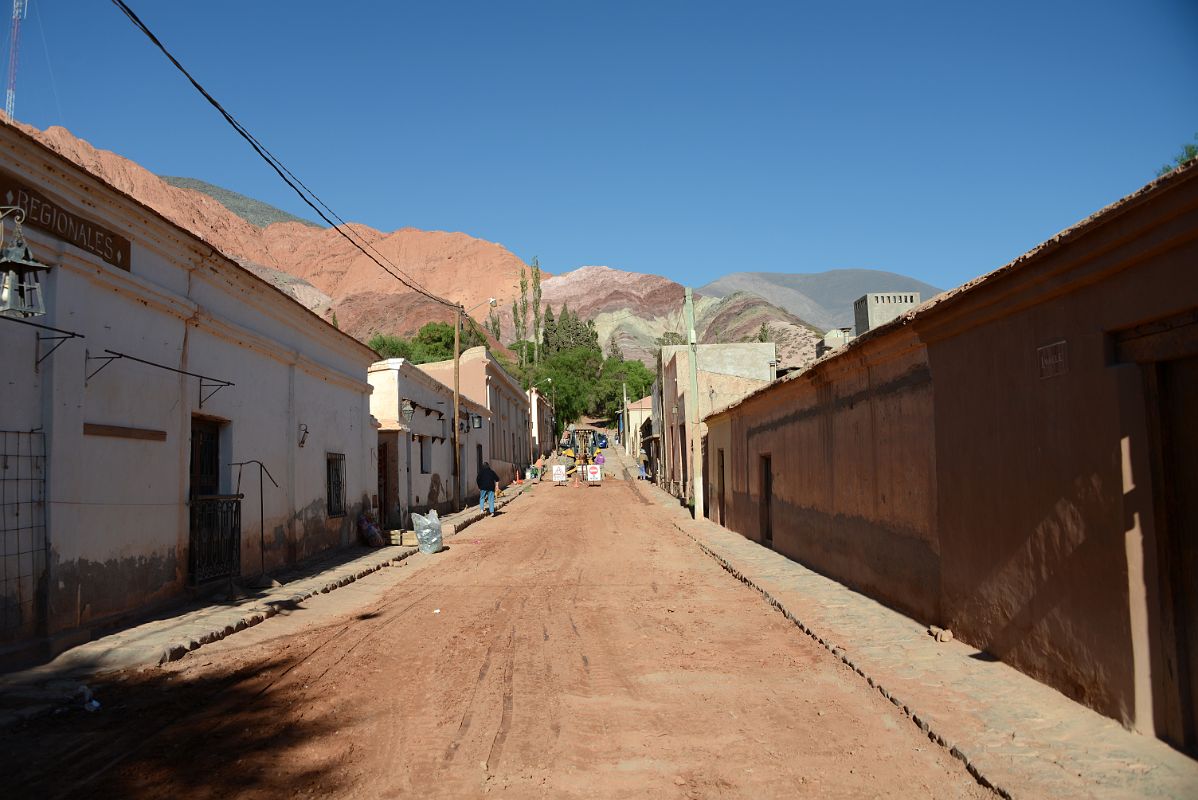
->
xmin=412 ymin=510 xmax=443 ymax=554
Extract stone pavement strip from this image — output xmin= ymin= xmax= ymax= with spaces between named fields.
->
xmin=0 ymin=482 xmax=535 ymax=727
xmin=617 ymin=466 xmax=1198 ymax=799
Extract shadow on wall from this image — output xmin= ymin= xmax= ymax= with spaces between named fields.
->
xmin=945 ymin=469 xmax=1127 ymax=717
xmin=0 ymin=655 xmax=351 ymax=799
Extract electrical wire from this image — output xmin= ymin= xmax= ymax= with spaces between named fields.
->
xmin=109 ymin=0 xmax=456 ymax=309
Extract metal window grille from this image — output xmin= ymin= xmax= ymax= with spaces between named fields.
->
xmin=326 ymin=453 xmax=346 ymax=517
xmin=1 ymin=430 xmax=46 ymax=639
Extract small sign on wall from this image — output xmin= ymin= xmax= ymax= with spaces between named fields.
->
xmin=0 ymin=170 xmax=132 ymax=271
xmin=1038 ymin=340 xmax=1068 ymax=379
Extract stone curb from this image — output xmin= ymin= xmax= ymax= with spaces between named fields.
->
xmin=0 ymin=482 xmax=537 ymax=728
xmin=672 ymin=519 xmax=1012 ymax=800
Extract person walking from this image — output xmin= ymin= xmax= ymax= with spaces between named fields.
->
xmin=477 ymin=461 xmax=500 ymax=516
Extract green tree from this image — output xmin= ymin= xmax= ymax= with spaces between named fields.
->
xmin=330 ymin=311 xmax=339 ymax=330
xmin=541 ymin=304 xmax=557 ymax=356
xmin=368 ymin=333 xmax=412 ymax=360
xmin=756 ymin=322 xmax=772 ymax=343
xmin=538 ymin=346 xmax=605 ymax=431
xmin=594 ymin=355 xmax=654 ymax=420
xmin=607 ymin=334 xmax=624 ymax=361
xmin=409 ymin=321 xmax=487 ymax=363
xmin=531 ymin=257 xmax=543 ymax=366
xmin=512 ymin=264 xmax=530 ymax=370
xmin=485 ymin=307 xmax=502 ymax=341
xmin=1157 ymin=133 xmax=1198 ymax=177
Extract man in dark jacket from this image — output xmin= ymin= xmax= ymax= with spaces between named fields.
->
xmin=477 ymin=461 xmax=500 ymax=516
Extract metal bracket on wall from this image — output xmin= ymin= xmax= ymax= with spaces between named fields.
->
xmin=84 ymin=348 xmax=235 ymax=407
xmin=0 ymin=314 xmax=85 ymax=372
xmin=85 ymin=350 xmax=121 ymax=381
xmin=199 ymin=377 xmax=233 ymax=408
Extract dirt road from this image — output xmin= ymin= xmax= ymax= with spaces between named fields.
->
xmin=5 ymin=475 xmax=992 ymax=799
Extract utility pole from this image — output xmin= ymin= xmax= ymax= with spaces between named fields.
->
xmin=684 ymin=287 xmax=704 ymax=518
xmin=622 ymin=381 xmax=629 ymax=456
xmin=5 ymin=1 xmax=26 ymax=121
xmin=452 ymin=305 xmax=462 ymax=512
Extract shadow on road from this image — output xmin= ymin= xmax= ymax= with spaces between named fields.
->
xmin=2 ymin=654 xmax=350 ymax=799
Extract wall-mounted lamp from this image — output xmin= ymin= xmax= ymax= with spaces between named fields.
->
xmin=672 ymin=404 xmax=679 ymax=416
xmin=298 ymin=423 xmax=309 ymax=448
xmin=400 ymin=398 xmax=415 ymax=425
xmin=471 ymin=414 xmax=483 ymax=429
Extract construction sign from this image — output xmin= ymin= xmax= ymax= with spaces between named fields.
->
xmin=551 ymin=464 xmax=567 ymax=484
xmin=585 ymin=464 xmax=602 ymax=484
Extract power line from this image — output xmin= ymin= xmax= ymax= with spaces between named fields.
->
xmin=109 ymin=0 xmax=456 ymax=309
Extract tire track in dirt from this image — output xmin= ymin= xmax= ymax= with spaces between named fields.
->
xmin=46 ymin=579 xmax=442 ymax=800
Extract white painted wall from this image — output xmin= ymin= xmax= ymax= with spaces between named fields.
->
xmin=368 ymin=359 xmax=490 ymax=524
xmin=0 ymin=125 xmax=377 ymax=639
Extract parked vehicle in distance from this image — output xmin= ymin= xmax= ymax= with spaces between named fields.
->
xmin=597 ymin=433 xmax=609 ymax=448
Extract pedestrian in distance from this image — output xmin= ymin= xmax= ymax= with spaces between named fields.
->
xmin=477 ymin=461 xmax=500 ymax=516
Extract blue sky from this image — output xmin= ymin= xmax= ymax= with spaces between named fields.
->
xmin=8 ymin=1 xmax=1197 ymax=291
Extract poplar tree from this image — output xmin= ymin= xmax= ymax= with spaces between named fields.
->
xmin=531 ymin=257 xmax=543 ymax=366
xmin=514 ymin=263 xmax=530 ymax=369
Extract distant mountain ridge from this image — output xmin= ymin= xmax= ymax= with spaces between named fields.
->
xmin=700 ymin=269 xmax=942 ymax=331
xmin=160 ymin=176 xmax=321 ymax=229
xmin=21 ymin=123 xmax=927 ymax=373
xmin=537 ymin=266 xmax=822 ymax=369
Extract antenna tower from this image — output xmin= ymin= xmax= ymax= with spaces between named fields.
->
xmin=5 ymin=0 xmax=27 ymax=121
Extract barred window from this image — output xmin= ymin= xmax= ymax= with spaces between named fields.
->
xmin=326 ymin=453 xmax=346 ymax=517
xmin=420 ymin=436 xmax=432 ymax=474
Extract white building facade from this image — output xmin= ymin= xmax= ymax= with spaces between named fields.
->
xmin=368 ymin=358 xmax=490 ymax=527
xmin=0 ymin=123 xmax=377 ymax=648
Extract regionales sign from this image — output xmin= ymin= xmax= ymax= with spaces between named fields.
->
xmin=0 ymin=171 xmax=132 ymax=271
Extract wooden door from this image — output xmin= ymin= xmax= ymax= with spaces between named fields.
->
xmin=189 ymin=419 xmax=221 ymax=498
xmin=760 ymin=454 xmax=773 ymax=548
xmin=1158 ymin=356 xmax=1198 ymax=751
xmin=717 ymin=449 xmax=726 ymax=525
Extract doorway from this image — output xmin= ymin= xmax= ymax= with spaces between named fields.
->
xmin=717 ymin=449 xmax=726 ymax=526
xmin=1153 ymin=355 xmax=1198 ymax=751
xmin=759 ymin=454 xmax=773 ymax=548
xmin=189 ymin=418 xmax=239 ymax=584
xmin=378 ymin=442 xmax=390 ymax=528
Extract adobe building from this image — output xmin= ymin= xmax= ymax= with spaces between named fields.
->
xmin=418 ymin=346 xmax=530 ymax=484
xmin=0 ymin=122 xmax=378 ymax=652
xmin=704 ymin=160 xmax=1198 ymax=750
xmin=368 ymin=358 xmax=490 ymax=527
xmin=623 ymin=395 xmax=653 ymax=457
xmin=527 ymin=387 xmax=554 ymax=460
xmin=853 ymin=291 xmax=920 ymax=334
xmin=658 ymin=342 xmax=776 ymax=499
xmin=815 ymin=327 xmax=855 ymax=358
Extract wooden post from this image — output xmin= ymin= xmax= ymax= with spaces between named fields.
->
xmin=685 ymin=287 xmax=705 ymax=518
xmin=453 ymin=305 xmax=462 ymax=512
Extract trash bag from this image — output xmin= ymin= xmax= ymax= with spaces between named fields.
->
xmin=412 ymin=510 xmax=443 ymax=554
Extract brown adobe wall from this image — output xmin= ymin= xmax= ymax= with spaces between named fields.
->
xmin=710 ymin=327 xmax=940 ymax=623
xmin=919 ymin=183 xmax=1198 ymax=730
